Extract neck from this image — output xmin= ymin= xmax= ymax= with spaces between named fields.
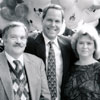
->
xmin=5 ymin=51 xmax=22 ymax=59
xmin=77 ymin=56 xmax=97 ymax=65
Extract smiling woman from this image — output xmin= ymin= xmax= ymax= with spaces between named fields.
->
xmin=64 ymin=23 xmax=100 ymax=100
xmin=71 ymin=23 xmax=100 ymax=60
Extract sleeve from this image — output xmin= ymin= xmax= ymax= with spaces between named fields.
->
xmin=40 ymin=60 xmax=51 ymax=100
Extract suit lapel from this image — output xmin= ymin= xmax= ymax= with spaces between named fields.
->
xmin=57 ymin=36 xmax=70 ymax=74
xmin=24 ymin=54 xmax=37 ymax=100
xmin=0 ymin=52 xmax=14 ymax=100
xmin=58 ymin=37 xmax=67 ymax=65
xmin=35 ymin=34 xmax=46 ymax=64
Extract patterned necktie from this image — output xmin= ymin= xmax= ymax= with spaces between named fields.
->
xmin=47 ymin=41 xmax=57 ymax=100
xmin=13 ymin=60 xmax=30 ymax=100
xmin=13 ymin=60 xmax=22 ymax=77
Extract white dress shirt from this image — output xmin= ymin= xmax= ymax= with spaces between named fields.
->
xmin=5 ymin=51 xmax=24 ymax=69
xmin=43 ymin=33 xmax=63 ymax=100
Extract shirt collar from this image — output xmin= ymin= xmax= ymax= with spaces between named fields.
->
xmin=5 ymin=51 xmax=24 ymax=66
xmin=42 ymin=33 xmax=59 ymax=47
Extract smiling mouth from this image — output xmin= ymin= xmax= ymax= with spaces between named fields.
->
xmin=82 ymin=51 xmax=89 ymax=53
xmin=47 ymin=27 xmax=57 ymax=31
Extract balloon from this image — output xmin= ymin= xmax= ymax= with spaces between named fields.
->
xmin=51 ymin=0 xmax=60 ymax=5
xmin=82 ymin=9 xmax=100 ymax=23
xmin=0 ymin=15 xmax=10 ymax=29
xmin=6 ymin=0 xmax=17 ymax=9
xmin=23 ymin=0 xmax=51 ymax=31
xmin=64 ymin=5 xmax=82 ymax=29
xmin=1 ymin=6 xmax=17 ymax=21
xmin=15 ymin=3 xmax=29 ymax=18
xmin=0 ymin=0 xmax=3 ymax=3
xmin=94 ymin=0 xmax=100 ymax=5
xmin=76 ymin=0 xmax=94 ymax=11
xmin=58 ymin=0 xmax=75 ymax=10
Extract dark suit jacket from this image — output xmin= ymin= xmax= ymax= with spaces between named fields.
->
xmin=0 ymin=51 xmax=50 ymax=100
xmin=25 ymin=33 xmax=76 ymax=100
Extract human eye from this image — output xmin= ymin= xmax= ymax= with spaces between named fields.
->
xmin=11 ymin=36 xmax=17 ymax=39
xmin=21 ymin=36 xmax=27 ymax=40
xmin=87 ymin=42 xmax=92 ymax=45
xmin=47 ymin=19 xmax=52 ymax=22
xmin=78 ymin=41 xmax=83 ymax=45
xmin=55 ymin=20 xmax=60 ymax=23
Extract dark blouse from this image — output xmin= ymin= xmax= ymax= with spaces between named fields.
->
xmin=64 ymin=62 xmax=100 ymax=100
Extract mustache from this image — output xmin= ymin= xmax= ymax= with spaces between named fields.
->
xmin=13 ymin=43 xmax=24 ymax=47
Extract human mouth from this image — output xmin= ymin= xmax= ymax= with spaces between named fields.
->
xmin=47 ymin=27 xmax=57 ymax=32
xmin=82 ymin=50 xmax=89 ymax=53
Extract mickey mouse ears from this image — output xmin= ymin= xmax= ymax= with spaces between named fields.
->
xmin=1 ymin=6 xmax=17 ymax=21
xmin=1 ymin=3 xmax=29 ymax=21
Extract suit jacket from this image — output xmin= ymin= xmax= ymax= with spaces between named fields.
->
xmin=0 ymin=51 xmax=50 ymax=100
xmin=25 ymin=33 xmax=76 ymax=100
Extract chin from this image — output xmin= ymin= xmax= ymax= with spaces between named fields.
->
xmin=14 ymin=50 xmax=24 ymax=54
xmin=48 ymin=35 xmax=57 ymax=39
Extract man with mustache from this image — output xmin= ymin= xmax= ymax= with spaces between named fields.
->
xmin=0 ymin=21 xmax=51 ymax=100
xmin=25 ymin=4 xmax=75 ymax=100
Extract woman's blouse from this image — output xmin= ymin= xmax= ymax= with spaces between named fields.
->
xmin=64 ymin=62 xmax=100 ymax=100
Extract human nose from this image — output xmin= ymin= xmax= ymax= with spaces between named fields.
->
xmin=16 ymin=37 xmax=21 ymax=43
xmin=51 ymin=21 xmax=56 ymax=26
xmin=83 ymin=43 xmax=88 ymax=48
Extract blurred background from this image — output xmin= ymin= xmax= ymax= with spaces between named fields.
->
xmin=0 ymin=0 xmax=100 ymax=32
xmin=0 ymin=0 xmax=100 ymax=51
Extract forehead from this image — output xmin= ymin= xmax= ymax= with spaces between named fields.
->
xmin=78 ymin=34 xmax=93 ymax=41
xmin=45 ymin=8 xmax=62 ymax=19
xmin=7 ymin=26 xmax=26 ymax=36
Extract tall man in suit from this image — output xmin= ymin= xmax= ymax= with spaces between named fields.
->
xmin=25 ymin=4 xmax=75 ymax=100
xmin=0 ymin=21 xmax=51 ymax=100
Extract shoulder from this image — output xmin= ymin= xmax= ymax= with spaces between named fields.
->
xmin=24 ymin=53 xmax=45 ymax=75
xmin=24 ymin=53 xmax=45 ymax=71
xmin=94 ymin=61 xmax=100 ymax=70
xmin=24 ymin=53 xmax=43 ymax=63
xmin=58 ymin=35 xmax=71 ymax=44
xmin=28 ymin=32 xmax=42 ymax=40
xmin=57 ymin=35 xmax=71 ymax=48
xmin=27 ymin=32 xmax=43 ymax=44
xmin=28 ymin=31 xmax=41 ymax=39
xmin=24 ymin=53 xmax=42 ymax=60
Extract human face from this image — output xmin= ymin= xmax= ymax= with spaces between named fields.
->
xmin=76 ymin=35 xmax=95 ymax=58
xmin=3 ymin=26 xmax=27 ymax=58
xmin=42 ymin=8 xmax=63 ymax=40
